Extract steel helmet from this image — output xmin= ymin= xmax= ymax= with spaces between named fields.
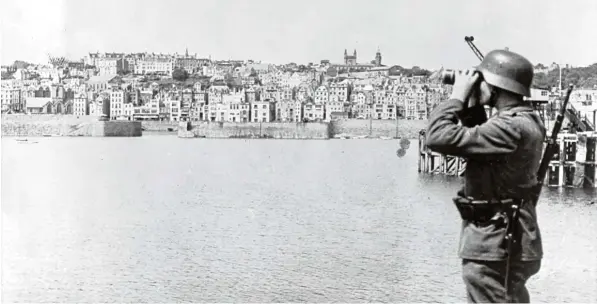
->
xmin=476 ymin=49 xmax=534 ymax=97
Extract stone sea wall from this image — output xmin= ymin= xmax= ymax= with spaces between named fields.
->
xmin=179 ymin=121 xmax=331 ymax=139
xmin=141 ymin=121 xmax=178 ymax=132
xmin=330 ymin=119 xmax=428 ymax=139
xmin=1 ymin=115 xmax=142 ymax=137
xmin=1 ymin=115 xmax=429 ymax=139
xmin=179 ymin=119 xmax=429 ymax=139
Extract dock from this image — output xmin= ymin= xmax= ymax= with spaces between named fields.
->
xmin=418 ymin=129 xmax=597 ymax=188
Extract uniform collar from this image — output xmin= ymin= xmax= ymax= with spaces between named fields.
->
xmin=496 ymin=102 xmax=534 ymax=115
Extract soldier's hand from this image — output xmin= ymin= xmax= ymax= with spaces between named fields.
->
xmin=450 ymin=69 xmax=481 ymax=103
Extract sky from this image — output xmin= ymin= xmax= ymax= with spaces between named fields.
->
xmin=1 ymin=0 xmax=596 ymax=70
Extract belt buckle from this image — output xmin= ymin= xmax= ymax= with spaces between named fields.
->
xmin=472 ymin=200 xmax=492 ymax=222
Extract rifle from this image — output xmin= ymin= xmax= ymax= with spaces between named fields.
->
xmin=530 ymin=85 xmax=575 ymax=205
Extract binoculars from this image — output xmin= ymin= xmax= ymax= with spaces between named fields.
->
xmin=441 ymin=69 xmax=482 ymax=85
xmin=441 ymin=36 xmax=482 ymax=85
xmin=441 ymin=70 xmax=457 ymax=85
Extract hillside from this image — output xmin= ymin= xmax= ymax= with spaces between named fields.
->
xmin=532 ymin=63 xmax=597 ymax=89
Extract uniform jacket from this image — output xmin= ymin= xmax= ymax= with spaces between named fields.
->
xmin=425 ymin=98 xmax=545 ymax=261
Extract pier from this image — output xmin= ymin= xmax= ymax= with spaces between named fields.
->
xmin=418 ymin=129 xmax=597 ymax=188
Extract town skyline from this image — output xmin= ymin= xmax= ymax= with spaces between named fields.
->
xmin=2 ymin=0 xmax=597 ymax=69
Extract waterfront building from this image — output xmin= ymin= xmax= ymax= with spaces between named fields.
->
xmin=276 ymin=100 xmax=302 ymax=122
xmin=303 ymin=102 xmax=324 ymax=121
xmin=250 ymin=100 xmax=276 ymax=122
xmin=25 ymin=97 xmax=53 ymax=114
xmin=324 ymin=101 xmax=344 ymax=121
xmin=73 ymin=94 xmax=89 ymax=116
xmin=1 ymin=88 xmax=22 ymax=113
xmin=226 ymin=102 xmax=251 ymax=122
xmin=133 ymin=98 xmax=159 ymax=120
xmin=110 ymin=89 xmax=130 ymax=120
xmin=169 ymin=97 xmax=181 ymax=122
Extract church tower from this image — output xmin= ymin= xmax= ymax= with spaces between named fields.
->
xmin=375 ymin=47 xmax=382 ymax=66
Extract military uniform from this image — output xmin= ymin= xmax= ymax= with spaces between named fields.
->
xmin=425 ymin=50 xmax=546 ymax=303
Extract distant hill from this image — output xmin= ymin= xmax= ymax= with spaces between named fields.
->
xmin=394 ymin=66 xmax=432 ymax=77
xmin=532 ymin=63 xmax=597 ymax=90
xmin=13 ymin=60 xmax=31 ymax=69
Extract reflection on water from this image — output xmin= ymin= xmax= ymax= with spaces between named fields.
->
xmin=1 ymin=137 xmax=596 ymax=303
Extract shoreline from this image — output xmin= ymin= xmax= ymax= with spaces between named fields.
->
xmin=179 ymin=119 xmax=428 ymax=140
xmin=2 ymin=115 xmax=428 ymax=139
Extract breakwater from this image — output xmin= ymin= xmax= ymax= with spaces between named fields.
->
xmin=179 ymin=121 xmax=331 ymax=139
xmin=330 ymin=119 xmax=428 ymax=139
xmin=179 ymin=119 xmax=429 ymax=139
xmin=1 ymin=115 xmax=142 ymax=137
xmin=141 ymin=121 xmax=178 ymax=132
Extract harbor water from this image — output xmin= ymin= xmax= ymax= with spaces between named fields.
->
xmin=2 ymin=136 xmax=596 ymax=303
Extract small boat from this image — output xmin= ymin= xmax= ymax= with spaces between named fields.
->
xmin=16 ymin=138 xmax=38 ymax=144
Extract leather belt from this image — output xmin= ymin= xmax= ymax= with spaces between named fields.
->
xmin=452 ymin=196 xmax=520 ymax=222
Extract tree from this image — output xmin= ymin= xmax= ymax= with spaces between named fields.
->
xmin=172 ymin=68 xmax=189 ymax=81
xmin=532 ymin=72 xmax=550 ymax=89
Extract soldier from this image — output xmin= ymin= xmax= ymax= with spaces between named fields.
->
xmin=425 ymin=50 xmax=545 ymax=303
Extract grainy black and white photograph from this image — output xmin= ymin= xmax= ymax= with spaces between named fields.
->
xmin=1 ymin=0 xmax=596 ymax=303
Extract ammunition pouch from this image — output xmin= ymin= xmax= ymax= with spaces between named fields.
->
xmin=452 ymin=196 xmax=520 ymax=222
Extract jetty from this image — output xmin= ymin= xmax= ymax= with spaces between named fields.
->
xmin=418 ymin=129 xmax=597 ymax=188
xmin=1 ymin=115 xmax=142 ymax=137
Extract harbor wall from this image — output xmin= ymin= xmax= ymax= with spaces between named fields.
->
xmin=329 ymin=119 xmax=428 ymax=139
xmin=141 ymin=121 xmax=178 ymax=132
xmin=179 ymin=119 xmax=429 ymax=139
xmin=180 ymin=121 xmax=331 ymax=139
xmin=1 ymin=115 xmax=142 ymax=137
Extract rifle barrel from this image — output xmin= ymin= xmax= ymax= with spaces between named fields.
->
xmin=532 ymin=85 xmax=574 ymax=203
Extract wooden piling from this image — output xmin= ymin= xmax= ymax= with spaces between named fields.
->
xmin=547 ymin=134 xmax=579 ymax=187
xmin=580 ymin=134 xmax=597 ymax=188
xmin=418 ymin=129 xmax=467 ymax=176
xmin=417 ymin=127 xmax=594 ymax=188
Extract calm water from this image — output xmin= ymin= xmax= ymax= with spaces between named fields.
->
xmin=2 ymin=136 xmax=596 ymax=303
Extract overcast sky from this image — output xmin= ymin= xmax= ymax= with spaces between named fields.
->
xmin=1 ymin=0 xmax=596 ymax=70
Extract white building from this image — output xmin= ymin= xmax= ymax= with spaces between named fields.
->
xmin=73 ymin=94 xmax=89 ymax=116
xmin=250 ymin=101 xmax=275 ymax=122
xmin=110 ymin=90 xmax=129 ymax=120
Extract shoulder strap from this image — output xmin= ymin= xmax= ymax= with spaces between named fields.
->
xmin=499 ymin=106 xmax=534 ymax=118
